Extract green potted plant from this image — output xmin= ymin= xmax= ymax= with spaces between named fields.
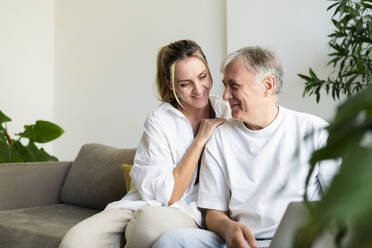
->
xmin=0 ymin=110 xmax=64 ymax=163
xmin=296 ymin=0 xmax=371 ymax=247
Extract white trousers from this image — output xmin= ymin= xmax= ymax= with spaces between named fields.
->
xmin=59 ymin=206 xmax=197 ymax=248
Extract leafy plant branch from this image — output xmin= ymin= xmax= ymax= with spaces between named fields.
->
xmin=295 ymin=0 xmax=372 ymax=247
xmin=298 ymin=0 xmax=372 ymax=102
xmin=0 ymin=110 xmax=64 ymax=163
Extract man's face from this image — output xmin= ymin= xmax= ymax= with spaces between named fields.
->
xmin=222 ymin=59 xmax=266 ymax=121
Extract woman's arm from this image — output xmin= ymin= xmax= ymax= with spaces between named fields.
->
xmin=131 ymin=112 xmax=224 ymax=205
xmin=169 ymin=118 xmax=225 ymax=204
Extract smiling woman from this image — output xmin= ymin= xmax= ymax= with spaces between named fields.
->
xmin=59 ymin=40 xmax=231 ymax=248
xmin=173 ymin=57 xmax=212 ymax=111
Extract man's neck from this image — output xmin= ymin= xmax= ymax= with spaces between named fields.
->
xmin=243 ymin=104 xmax=279 ymax=130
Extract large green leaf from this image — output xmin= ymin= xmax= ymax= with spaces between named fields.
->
xmin=0 ymin=110 xmax=11 ymax=132
xmin=333 ymin=85 xmax=372 ymax=123
xmin=299 ymin=86 xmax=372 ymax=247
xmin=25 ymin=142 xmax=58 ymax=162
xmin=305 ymin=87 xmax=372 ymax=171
xmin=0 ymin=110 xmax=11 ymax=125
xmin=298 ymin=1 xmax=372 ymax=245
xmin=316 ymin=147 xmax=372 ymax=222
xmin=3 ymin=141 xmax=24 ymax=163
xmin=0 ymin=112 xmax=63 ymax=163
xmin=0 ymin=131 xmax=6 ymax=144
xmin=0 ymin=139 xmax=10 ymax=163
xmin=11 ymin=141 xmax=58 ymax=162
xmin=299 ymin=147 xmax=372 ymax=247
xmin=17 ymin=120 xmax=64 ymax=143
xmin=0 ymin=136 xmax=25 ymax=163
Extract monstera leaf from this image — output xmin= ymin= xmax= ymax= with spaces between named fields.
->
xmin=0 ymin=110 xmax=63 ymax=163
xmin=16 ymin=120 xmax=64 ymax=144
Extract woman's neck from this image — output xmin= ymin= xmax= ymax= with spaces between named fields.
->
xmin=178 ymin=102 xmax=211 ymax=136
xmin=178 ymin=102 xmax=210 ymax=119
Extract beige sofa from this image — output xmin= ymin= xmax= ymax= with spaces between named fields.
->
xmin=0 ymin=143 xmax=136 ymax=248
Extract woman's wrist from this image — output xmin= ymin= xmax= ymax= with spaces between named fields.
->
xmin=193 ymin=136 xmax=206 ymax=149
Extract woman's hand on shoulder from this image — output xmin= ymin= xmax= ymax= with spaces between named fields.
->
xmin=194 ymin=118 xmax=225 ymax=147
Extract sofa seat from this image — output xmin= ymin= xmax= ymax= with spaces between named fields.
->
xmin=0 ymin=144 xmax=136 ymax=248
xmin=0 ymin=204 xmax=98 ymax=248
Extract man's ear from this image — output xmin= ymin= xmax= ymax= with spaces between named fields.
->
xmin=263 ymin=75 xmax=276 ymax=96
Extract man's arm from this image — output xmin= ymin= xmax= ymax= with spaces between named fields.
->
xmin=206 ymin=209 xmax=256 ymax=248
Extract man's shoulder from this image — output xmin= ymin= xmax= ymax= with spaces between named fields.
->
xmin=282 ymin=106 xmax=328 ymax=128
xmin=207 ymin=119 xmax=243 ymax=147
xmin=216 ymin=118 xmax=241 ymax=133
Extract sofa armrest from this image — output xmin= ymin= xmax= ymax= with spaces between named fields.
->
xmin=0 ymin=161 xmax=72 ymax=210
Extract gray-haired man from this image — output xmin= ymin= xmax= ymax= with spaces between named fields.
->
xmin=152 ymin=46 xmax=338 ymax=248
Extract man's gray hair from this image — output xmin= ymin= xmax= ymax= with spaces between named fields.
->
xmin=221 ymin=46 xmax=284 ymax=95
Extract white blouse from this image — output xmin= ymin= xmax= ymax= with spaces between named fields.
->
xmin=106 ymin=96 xmax=231 ymax=226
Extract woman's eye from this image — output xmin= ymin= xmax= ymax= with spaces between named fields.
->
xmin=180 ymin=83 xmax=190 ymax=88
xmin=199 ymin=74 xmax=207 ymax=79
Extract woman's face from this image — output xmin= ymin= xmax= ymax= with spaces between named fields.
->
xmin=173 ymin=56 xmax=212 ymax=110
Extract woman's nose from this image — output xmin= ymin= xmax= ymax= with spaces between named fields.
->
xmin=193 ymin=83 xmax=203 ymax=95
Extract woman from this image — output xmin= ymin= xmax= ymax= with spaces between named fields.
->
xmin=59 ymin=40 xmax=230 ymax=248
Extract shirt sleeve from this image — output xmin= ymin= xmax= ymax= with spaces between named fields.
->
xmin=198 ymin=134 xmax=230 ymax=211
xmin=312 ymin=119 xmax=341 ymax=193
xmin=129 ymin=113 xmax=175 ymax=205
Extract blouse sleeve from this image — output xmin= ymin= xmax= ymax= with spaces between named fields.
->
xmin=129 ymin=113 xmax=175 ymax=205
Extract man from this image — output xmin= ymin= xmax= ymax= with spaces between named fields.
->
xmin=152 ymin=46 xmax=338 ymax=248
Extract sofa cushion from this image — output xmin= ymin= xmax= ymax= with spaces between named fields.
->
xmin=121 ymin=164 xmax=133 ymax=193
xmin=60 ymin=143 xmax=136 ymax=210
xmin=0 ymin=204 xmax=98 ymax=248
xmin=0 ymin=162 xmax=71 ymax=210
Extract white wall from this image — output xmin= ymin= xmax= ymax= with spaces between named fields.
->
xmin=0 ymin=0 xmax=55 ymax=152
xmin=2 ymin=0 xmax=341 ymax=161
xmin=226 ymin=0 xmax=341 ymax=120
xmin=54 ymin=0 xmax=226 ymax=160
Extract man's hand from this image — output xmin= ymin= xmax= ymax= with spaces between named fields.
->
xmin=224 ymin=220 xmax=256 ymax=248
xmin=205 ymin=209 xmax=256 ymax=248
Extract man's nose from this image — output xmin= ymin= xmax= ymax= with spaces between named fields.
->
xmin=223 ymin=87 xmax=232 ymax=100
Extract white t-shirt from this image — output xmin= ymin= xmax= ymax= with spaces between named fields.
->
xmin=106 ymin=96 xmax=231 ymax=226
xmin=198 ymin=106 xmax=339 ymax=238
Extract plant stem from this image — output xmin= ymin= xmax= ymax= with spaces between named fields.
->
xmin=5 ymin=131 xmax=12 ymax=145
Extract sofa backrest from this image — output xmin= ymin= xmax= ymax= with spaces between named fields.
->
xmin=60 ymin=143 xmax=136 ymax=210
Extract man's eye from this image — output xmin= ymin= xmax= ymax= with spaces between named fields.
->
xmin=231 ymin=83 xmax=239 ymax=90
